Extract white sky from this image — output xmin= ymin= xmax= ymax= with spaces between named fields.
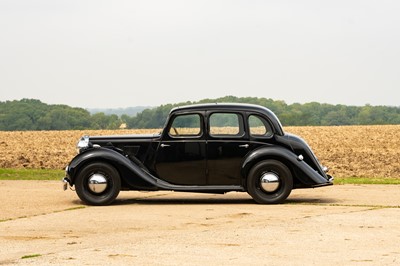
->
xmin=0 ymin=0 xmax=399 ymax=108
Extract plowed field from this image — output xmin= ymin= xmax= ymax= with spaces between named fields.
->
xmin=0 ymin=125 xmax=399 ymax=178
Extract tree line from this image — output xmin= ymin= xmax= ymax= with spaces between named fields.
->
xmin=0 ymin=97 xmax=399 ymax=131
xmin=125 ymin=96 xmax=400 ymax=128
xmin=0 ymin=99 xmax=120 ymax=130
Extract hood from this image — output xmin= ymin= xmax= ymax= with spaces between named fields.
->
xmin=89 ymin=133 xmax=161 ymax=142
xmin=76 ymin=133 xmax=161 ymax=154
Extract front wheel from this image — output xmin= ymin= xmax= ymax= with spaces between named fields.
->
xmin=247 ymin=160 xmax=293 ymax=204
xmin=75 ymin=162 xmax=121 ymax=206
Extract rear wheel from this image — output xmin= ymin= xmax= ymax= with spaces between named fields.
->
xmin=247 ymin=160 xmax=293 ymax=204
xmin=75 ymin=162 xmax=121 ymax=206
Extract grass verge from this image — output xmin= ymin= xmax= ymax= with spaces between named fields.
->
xmin=0 ymin=168 xmax=399 ymax=185
xmin=333 ymin=177 xmax=400 ymax=185
xmin=0 ymin=168 xmax=63 ymax=180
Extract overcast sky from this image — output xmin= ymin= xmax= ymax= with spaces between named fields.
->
xmin=0 ymin=0 xmax=399 ymax=108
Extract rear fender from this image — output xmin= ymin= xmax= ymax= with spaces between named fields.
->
xmin=241 ymin=146 xmax=329 ymax=186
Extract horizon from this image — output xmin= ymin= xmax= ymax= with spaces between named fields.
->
xmin=2 ymin=96 xmax=399 ymax=110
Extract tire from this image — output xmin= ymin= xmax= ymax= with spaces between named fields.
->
xmin=247 ymin=159 xmax=293 ymax=204
xmin=75 ymin=162 xmax=121 ymax=206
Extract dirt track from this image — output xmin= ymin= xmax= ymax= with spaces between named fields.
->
xmin=1 ymin=181 xmax=400 ymax=265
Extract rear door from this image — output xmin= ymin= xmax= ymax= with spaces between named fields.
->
xmin=206 ymin=112 xmax=250 ymax=185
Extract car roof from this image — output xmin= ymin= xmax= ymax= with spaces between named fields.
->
xmin=170 ymin=103 xmax=284 ymax=135
xmin=172 ymin=103 xmax=267 ymax=112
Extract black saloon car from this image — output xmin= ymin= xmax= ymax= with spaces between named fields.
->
xmin=63 ymin=103 xmax=333 ymax=205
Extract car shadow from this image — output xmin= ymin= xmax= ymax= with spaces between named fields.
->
xmin=109 ymin=196 xmax=338 ymax=206
xmin=72 ymin=194 xmax=338 ymax=206
xmin=112 ymin=197 xmax=255 ymax=205
xmin=286 ymin=197 xmax=338 ymax=205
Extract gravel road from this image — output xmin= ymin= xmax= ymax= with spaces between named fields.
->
xmin=1 ymin=181 xmax=399 ymax=265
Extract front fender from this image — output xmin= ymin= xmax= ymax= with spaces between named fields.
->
xmin=242 ymin=146 xmax=331 ymax=186
xmin=66 ymin=148 xmax=156 ymax=189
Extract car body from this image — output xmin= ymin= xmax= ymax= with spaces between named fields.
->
xmin=63 ymin=103 xmax=333 ymax=205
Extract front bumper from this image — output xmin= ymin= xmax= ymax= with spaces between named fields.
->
xmin=62 ymin=177 xmax=70 ymax=191
xmin=62 ymin=165 xmax=71 ymax=191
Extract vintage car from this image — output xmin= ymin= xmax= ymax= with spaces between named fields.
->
xmin=63 ymin=103 xmax=333 ymax=205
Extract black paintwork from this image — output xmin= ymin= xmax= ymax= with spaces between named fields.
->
xmin=65 ymin=103 xmax=333 ymax=193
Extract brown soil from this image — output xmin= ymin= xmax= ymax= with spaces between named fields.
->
xmin=1 ymin=125 xmax=399 ymax=178
xmin=1 ymin=181 xmax=399 ymax=265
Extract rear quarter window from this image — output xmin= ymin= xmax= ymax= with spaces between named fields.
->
xmin=248 ymin=115 xmax=273 ymax=137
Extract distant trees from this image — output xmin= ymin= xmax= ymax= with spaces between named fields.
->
xmin=0 ymin=99 xmax=119 ymax=131
xmin=37 ymin=106 xmax=92 ymax=130
xmin=125 ymin=104 xmax=176 ymax=129
xmin=0 ymin=97 xmax=399 ymax=131
xmin=90 ymin=113 xmax=120 ymax=130
xmin=127 ymin=96 xmax=400 ymax=129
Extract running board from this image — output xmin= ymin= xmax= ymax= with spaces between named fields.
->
xmin=155 ymin=178 xmax=245 ymax=193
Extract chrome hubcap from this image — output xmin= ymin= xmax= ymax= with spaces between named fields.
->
xmin=88 ymin=173 xmax=108 ymax=193
xmin=260 ymin=172 xmax=280 ymax=193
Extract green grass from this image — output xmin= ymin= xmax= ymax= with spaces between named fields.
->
xmin=21 ymin=254 xmax=42 ymax=259
xmin=0 ymin=168 xmax=63 ymax=180
xmin=334 ymin=177 xmax=400 ymax=185
xmin=0 ymin=168 xmax=399 ymax=185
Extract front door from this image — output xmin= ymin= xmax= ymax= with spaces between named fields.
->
xmin=154 ymin=113 xmax=207 ymax=185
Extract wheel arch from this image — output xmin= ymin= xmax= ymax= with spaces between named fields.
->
xmin=241 ymin=146 xmax=328 ymax=188
xmin=242 ymin=154 xmax=297 ymax=188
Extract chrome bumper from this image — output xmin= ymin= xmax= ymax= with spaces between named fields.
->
xmin=62 ymin=177 xmax=70 ymax=191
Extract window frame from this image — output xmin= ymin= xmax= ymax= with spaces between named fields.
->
xmin=167 ymin=113 xmax=204 ymax=139
xmin=207 ymin=112 xmax=246 ymax=139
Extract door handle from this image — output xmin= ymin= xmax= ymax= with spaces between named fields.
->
xmin=239 ymin=144 xmax=249 ymax=148
xmin=160 ymin=144 xmax=170 ymax=148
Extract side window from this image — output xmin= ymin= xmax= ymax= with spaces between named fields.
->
xmin=248 ymin=115 xmax=273 ymax=137
xmin=169 ymin=114 xmax=201 ymax=137
xmin=209 ymin=113 xmax=244 ymax=136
